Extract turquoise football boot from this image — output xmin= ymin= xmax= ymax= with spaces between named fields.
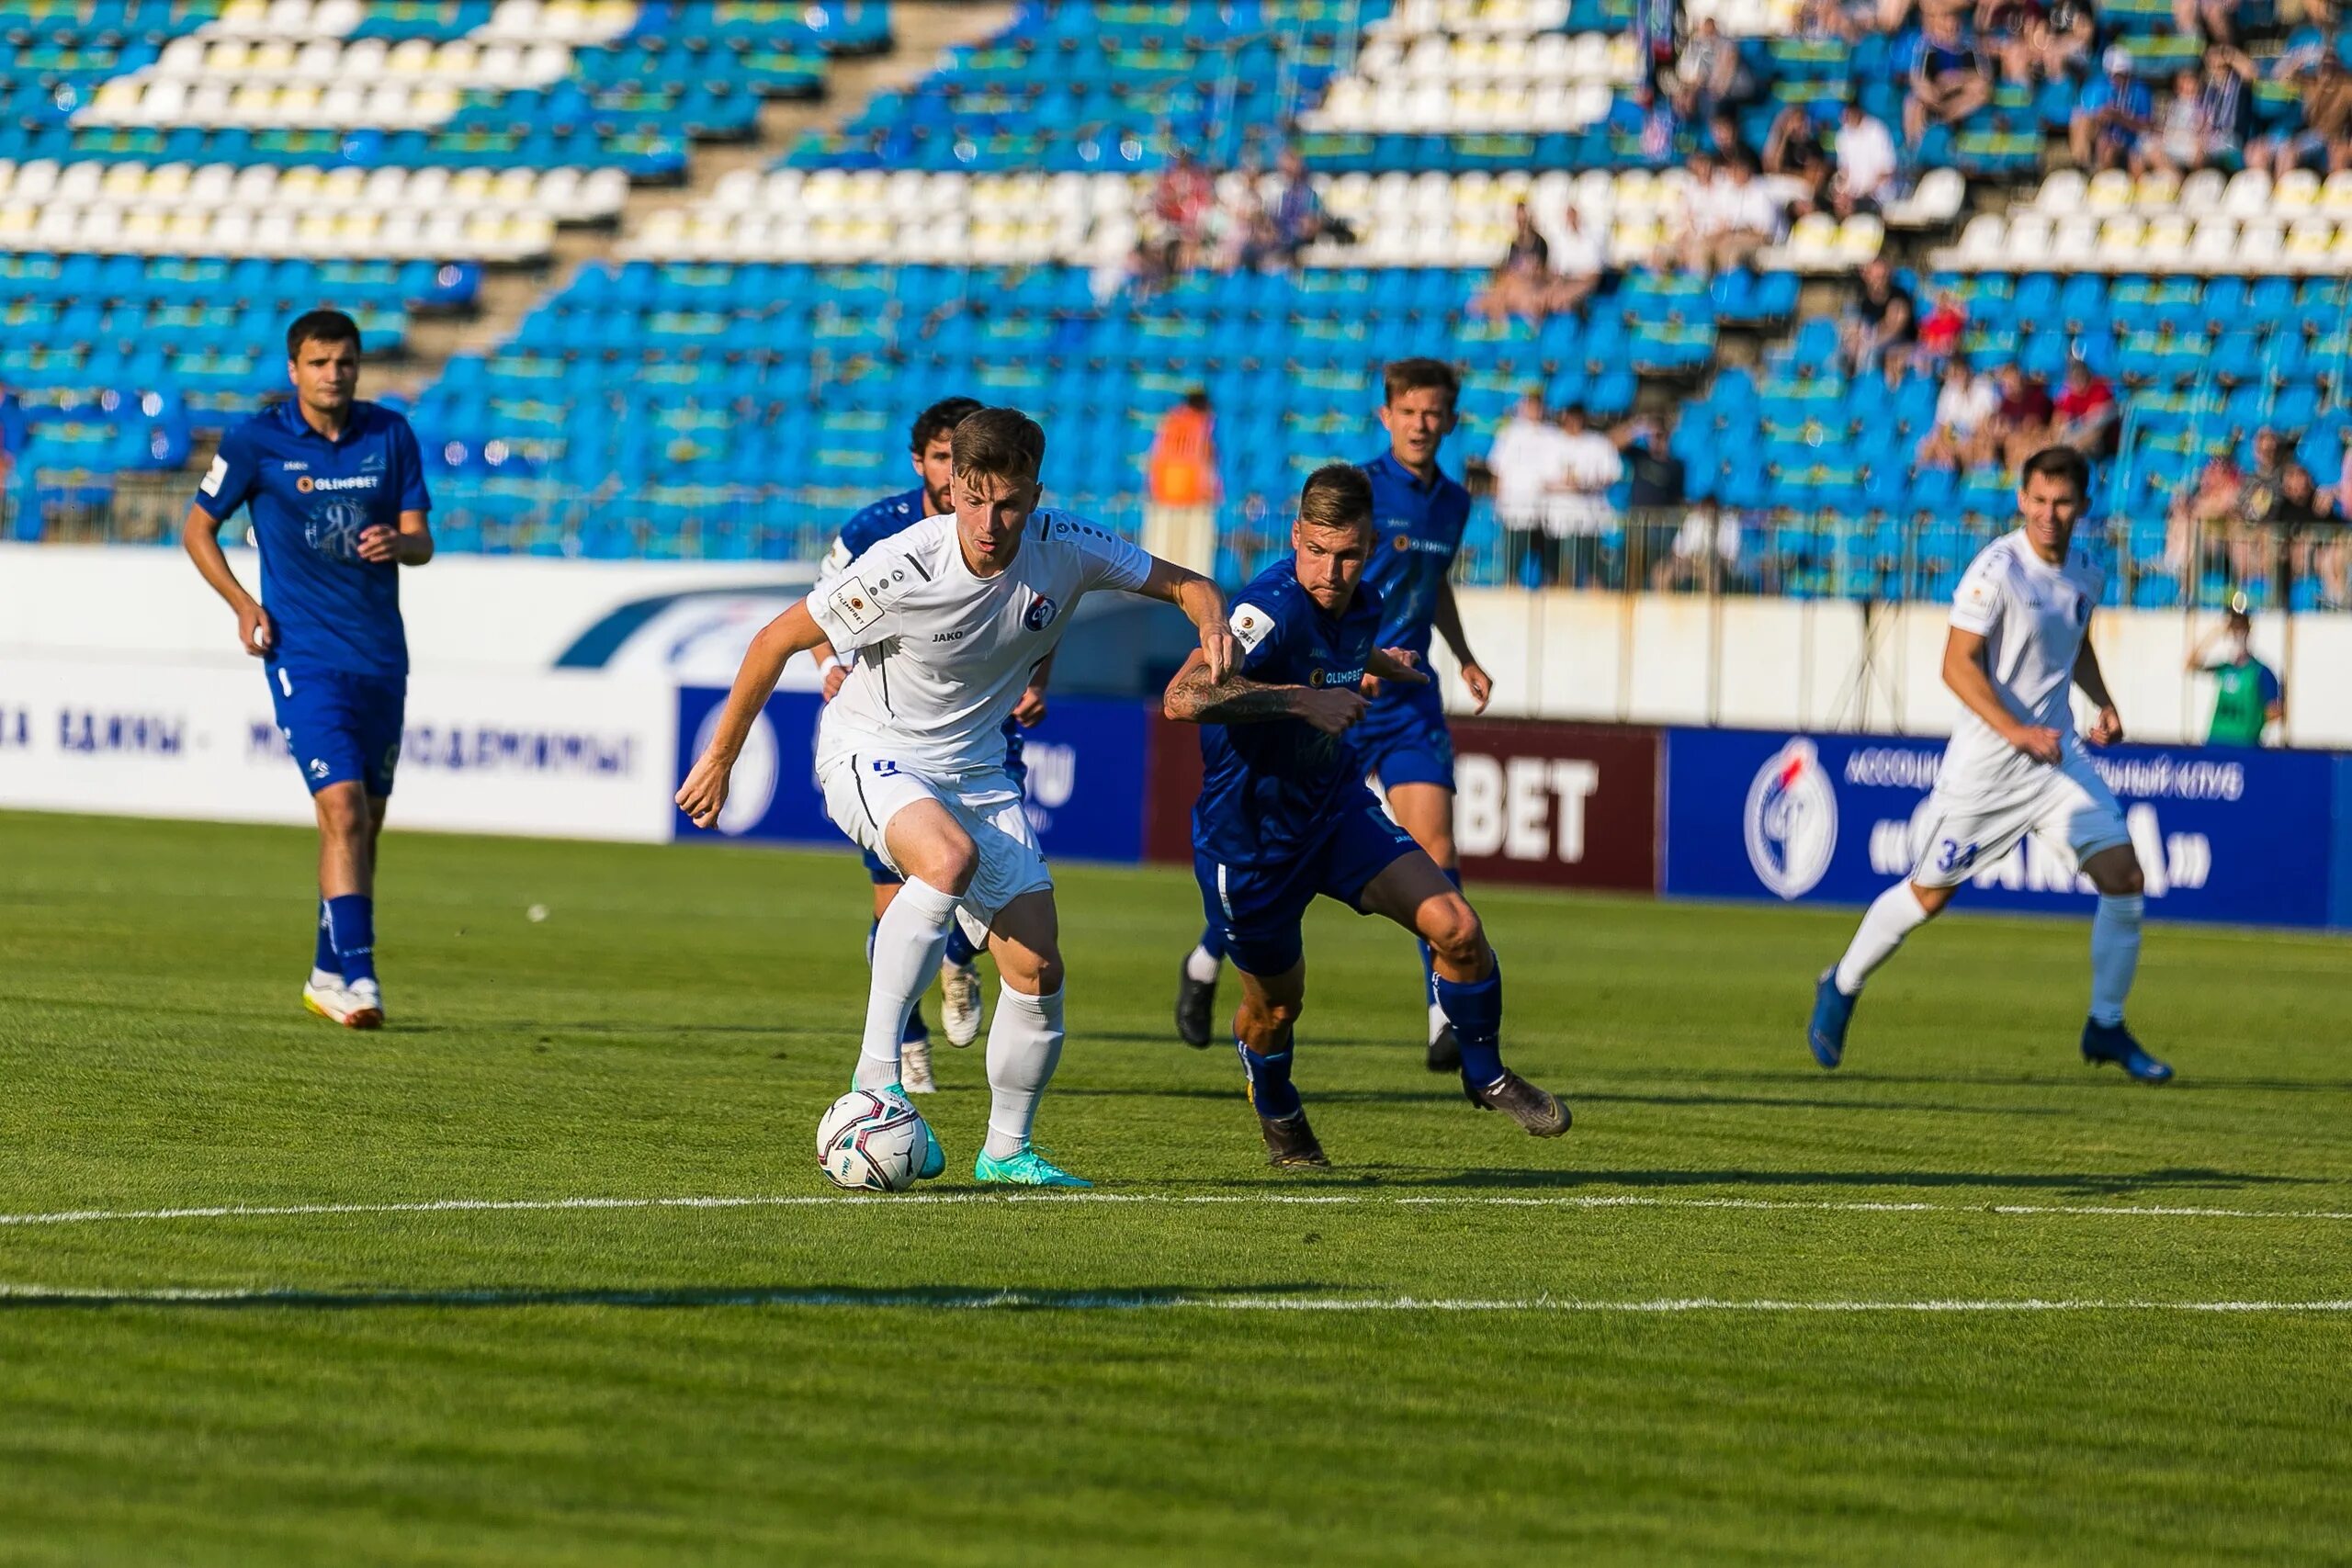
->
xmin=972 ymin=1145 xmax=1091 ymax=1189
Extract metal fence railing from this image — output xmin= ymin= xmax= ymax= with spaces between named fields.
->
xmin=12 ymin=473 xmax=2341 ymax=617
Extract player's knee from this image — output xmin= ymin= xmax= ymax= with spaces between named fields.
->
xmin=918 ymin=840 xmax=978 ymax=897
xmin=314 ymin=784 xmax=368 ymax=840
xmin=2095 ymin=856 xmax=2144 ymax=897
xmin=1425 ymin=896 xmax=1484 ymax=968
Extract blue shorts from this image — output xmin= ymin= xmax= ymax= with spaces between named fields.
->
xmin=266 ymin=663 xmax=404 ymax=797
xmin=1194 ymin=793 xmax=1420 ymax=978
xmin=864 ymin=721 xmax=1029 ymax=886
xmin=1353 ymin=684 xmax=1455 ymax=792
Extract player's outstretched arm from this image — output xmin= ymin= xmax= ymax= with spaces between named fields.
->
xmin=2073 ymin=629 xmax=2124 ymax=745
xmin=1432 ymin=581 xmax=1492 ymax=712
xmin=1162 ymin=649 xmax=1365 ymax=734
xmin=1943 ymin=626 xmax=2062 ymax=762
xmin=180 ymin=502 xmax=273 ymax=657
xmin=1132 ymin=558 xmax=1235 ymax=682
xmin=676 ymin=601 xmax=827 ymax=829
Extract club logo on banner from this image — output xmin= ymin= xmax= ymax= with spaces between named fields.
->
xmin=1743 ymin=738 xmax=1838 ymax=899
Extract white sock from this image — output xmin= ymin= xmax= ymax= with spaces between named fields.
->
xmin=1184 ymin=944 xmax=1222 ymax=984
xmin=983 ymin=984 xmax=1064 ymax=1159
xmin=853 ymin=876 xmax=962 ymax=1089
xmin=1428 ymin=998 xmax=1450 ymax=1044
xmin=2089 ymin=894 xmax=2143 ymax=1027
xmin=1834 ymin=883 xmax=1932 ymax=996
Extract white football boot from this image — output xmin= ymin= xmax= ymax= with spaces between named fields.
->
xmin=900 ymin=1036 xmax=937 ymax=1093
xmin=940 ymin=958 xmax=985 ymax=1048
xmin=305 ymin=973 xmax=384 ymax=1030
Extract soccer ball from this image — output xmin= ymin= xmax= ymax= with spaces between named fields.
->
xmin=816 ymin=1088 xmax=930 ymax=1193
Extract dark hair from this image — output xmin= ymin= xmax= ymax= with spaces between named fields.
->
xmin=949 ymin=406 xmax=1047 ymax=486
xmin=1297 ymin=464 xmax=1374 ymax=532
xmin=286 ymin=309 xmax=360 ymax=360
xmin=1183 ymin=388 xmax=1210 ymax=412
xmin=2020 ymin=446 xmax=2092 ymax=495
xmin=910 ymin=396 xmax=983 ymax=455
xmin=1382 ymin=356 xmax=1460 ymax=408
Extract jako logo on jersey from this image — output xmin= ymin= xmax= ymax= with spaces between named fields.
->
xmin=1023 ymin=595 xmax=1059 ymax=631
xmin=1745 ymin=738 xmax=1838 ymax=899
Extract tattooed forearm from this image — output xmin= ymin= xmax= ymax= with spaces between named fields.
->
xmin=1162 ymin=667 xmax=1301 ymax=725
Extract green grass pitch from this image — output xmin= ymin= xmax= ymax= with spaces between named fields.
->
xmin=3 ymin=808 xmax=2349 ymax=1564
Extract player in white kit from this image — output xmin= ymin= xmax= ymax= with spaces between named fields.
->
xmin=1807 ymin=447 xmax=2174 ymax=1083
xmin=676 ymin=409 xmax=1236 ymax=1186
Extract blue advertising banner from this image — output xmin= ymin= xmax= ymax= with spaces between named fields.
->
xmin=671 ymin=688 xmax=1148 ymax=864
xmin=1663 ymin=728 xmax=2335 ymax=929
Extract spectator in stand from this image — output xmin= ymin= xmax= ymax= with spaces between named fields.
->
xmin=1142 ymin=389 xmax=1219 ymax=576
xmin=2224 ymin=428 xmax=2300 ymax=582
xmin=2021 ymin=0 xmax=2098 ymax=80
xmin=2176 ymin=0 xmax=2241 ymax=45
xmin=1840 ymin=258 xmax=1917 ymax=371
xmin=1267 ymin=146 xmax=1351 ymax=264
xmin=1979 ymin=0 xmax=2045 ymax=82
xmin=1546 ymin=405 xmax=1624 ymax=588
xmin=1488 ymin=389 xmax=1569 ymax=588
xmin=1672 ymin=17 xmax=1758 ymax=123
xmin=1549 ymin=207 xmax=1606 ymax=316
xmin=1916 ymin=356 xmax=2000 ymax=468
xmin=2071 ymin=47 xmax=2154 ymax=169
xmin=1985 ymin=361 xmax=2055 ymax=467
xmin=1712 ymin=157 xmax=1786 ymax=271
xmin=2246 ymin=49 xmax=2349 ymax=174
xmin=1654 ymin=500 xmax=1747 ymax=592
xmin=2143 ymin=68 xmax=2213 ymax=173
xmin=1473 ymin=200 xmax=1559 ymax=323
xmin=1669 ymin=152 xmax=1729 ymax=269
xmin=1204 ymin=174 xmax=1270 ymax=274
xmin=1905 ymin=11 xmax=1994 ymax=149
xmin=2165 ymin=445 xmax=2246 ymax=575
xmin=2187 ymin=608 xmax=2283 ymax=746
xmin=1832 ymin=98 xmax=1901 ymax=213
xmin=1609 ymin=79 xmax=1683 ymax=167
xmin=1917 ymin=288 xmax=1969 ymax=364
xmin=2310 ymin=452 xmax=2351 ymax=605
xmin=1760 ymin=104 xmax=1820 ymax=178
xmin=1623 ymin=413 xmax=1689 ymax=579
xmin=1707 ymin=109 xmax=1756 ymax=165
xmin=2193 ymin=44 xmax=2256 ymax=165
xmin=2052 ymin=355 xmax=2120 ymax=454
xmin=1148 ymin=147 xmax=1215 ymax=274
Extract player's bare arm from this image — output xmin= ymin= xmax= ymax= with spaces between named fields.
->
xmin=356 ymin=508 xmax=433 ymax=566
xmin=1943 ymin=626 xmax=2062 ymax=762
xmin=676 ymin=600 xmax=828 ymax=828
xmin=1162 ymin=649 xmax=1365 ymax=734
xmin=1013 ymin=649 xmax=1057 ymax=727
xmin=2072 ymin=630 xmax=2123 ymax=745
xmin=1132 ymin=557 xmax=1236 ymax=682
xmin=1432 ymin=581 xmax=1492 ymax=712
xmin=181 ymin=502 xmax=274 ymax=656
xmin=1366 ymin=647 xmax=1430 ymax=685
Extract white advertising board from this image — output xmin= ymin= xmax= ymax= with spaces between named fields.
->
xmin=0 ymin=654 xmax=675 ymax=842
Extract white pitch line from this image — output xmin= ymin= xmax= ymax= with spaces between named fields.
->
xmin=1 ymin=1283 xmax=2349 ymax=1314
xmin=1 ymin=1191 xmax=2350 ymax=1228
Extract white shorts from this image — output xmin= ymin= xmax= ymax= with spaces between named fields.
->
xmin=1909 ymin=743 xmax=2131 ymax=888
xmin=818 ymin=754 xmax=1049 ymax=943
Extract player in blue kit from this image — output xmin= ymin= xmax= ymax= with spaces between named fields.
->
xmin=180 ymin=310 xmax=433 ymax=1029
xmin=1163 ymin=465 xmax=1566 ymax=1168
xmin=1174 ymin=358 xmax=1495 ymax=1077
xmin=808 ymin=396 xmax=1051 ymax=1089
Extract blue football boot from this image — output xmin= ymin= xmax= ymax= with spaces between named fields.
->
xmin=2081 ymin=1020 xmax=2173 ymax=1084
xmin=1808 ymin=969 xmax=1856 ymax=1070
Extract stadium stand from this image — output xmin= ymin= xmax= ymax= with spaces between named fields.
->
xmin=6 ymin=0 xmax=2350 ymax=610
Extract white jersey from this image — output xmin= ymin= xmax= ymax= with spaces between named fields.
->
xmin=806 ymin=509 xmax=1153 ymax=777
xmin=1936 ymin=528 xmax=2105 ymax=800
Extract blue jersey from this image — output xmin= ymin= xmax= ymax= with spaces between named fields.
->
xmin=1193 ymin=557 xmax=1386 ymax=867
xmin=1358 ymin=449 xmax=1471 ymax=660
xmin=197 ymin=399 xmax=430 ymax=677
xmin=834 ymin=483 xmax=931 ymax=563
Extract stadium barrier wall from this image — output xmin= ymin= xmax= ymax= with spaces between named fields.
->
xmin=0 ymin=652 xmax=676 ymax=842
xmin=1661 ymin=726 xmax=2336 ymax=930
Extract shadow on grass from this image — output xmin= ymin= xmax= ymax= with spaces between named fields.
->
xmin=1054 ymin=1085 xmax=2065 ymax=1118
xmin=1350 ymin=1165 xmax=2325 ymax=1197
xmin=0 ymin=1281 xmax=1322 ymax=1312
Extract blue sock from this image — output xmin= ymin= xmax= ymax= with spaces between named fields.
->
xmin=1198 ymin=922 xmax=1226 ymax=963
xmin=1236 ymin=1034 xmax=1301 ymax=1120
xmin=312 ymin=900 xmax=338 ymax=977
xmin=943 ymin=923 xmax=978 ymax=967
xmin=1418 ymin=867 xmax=1464 ymax=1009
xmin=1433 ymin=959 xmax=1504 ymax=1089
xmin=324 ymin=894 xmax=377 ymax=986
xmin=903 ymin=1001 xmax=930 ymax=1044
